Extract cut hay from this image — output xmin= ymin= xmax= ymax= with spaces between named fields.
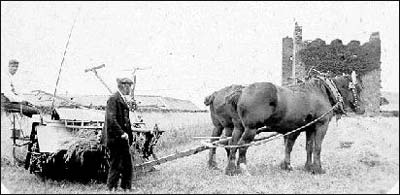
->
xmin=30 ymin=128 xmax=108 ymax=182
xmin=29 ymin=128 xmax=160 ymax=182
xmin=63 ymin=129 xmax=100 ymax=164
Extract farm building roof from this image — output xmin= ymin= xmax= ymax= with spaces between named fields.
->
xmin=22 ymin=90 xmax=81 ymax=107
xmin=71 ymin=94 xmax=201 ymax=111
xmin=55 ymin=107 xmax=105 ymax=121
xmin=21 ymin=91 xmax=201 ymax=111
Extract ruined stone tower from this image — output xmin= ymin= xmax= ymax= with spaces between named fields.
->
xmin=281 ymin=36 xmax=293 ymax=86
xmin=282 ymin=22 xmax=306 ymax=86
xmin=281 ymin=23 xmax=382 ymax=114
xmin=293 ymin=22 xmax=306 ymax=84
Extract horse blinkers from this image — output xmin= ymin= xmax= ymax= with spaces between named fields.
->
xmin=348 ymin=74 xmax=364 ymax=114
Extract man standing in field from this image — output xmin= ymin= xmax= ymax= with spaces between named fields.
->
xmin=101 ymin=77 xmax=134 ymax=191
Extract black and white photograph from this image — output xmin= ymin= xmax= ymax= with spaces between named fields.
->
xmin=1 ymin=1 xmax=398 ymax=194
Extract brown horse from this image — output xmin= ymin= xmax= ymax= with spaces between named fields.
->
xmin=204 ymin=84 xmax=244 ymax=169
xmin=225 ymin=71 xmax=365 ymax=175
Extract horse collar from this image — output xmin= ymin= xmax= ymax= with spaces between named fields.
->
xmin=316 ymin=76 xmax=346 ymax=114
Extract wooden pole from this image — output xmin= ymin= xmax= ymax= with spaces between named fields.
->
xmin=52 ymin=8 xmax=80 ymax=109
xmin=134 ymin=137 xmax=231 ymax=170
xmin=93 ymin=70 xmax=113 ymax=94
xmin=192 ymin=136 xmax=231 ymax=139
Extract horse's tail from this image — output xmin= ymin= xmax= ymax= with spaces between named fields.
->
xmin=225 ymin=87 xmax=244 ymax=111
xmin=204 ymin=92 xmax=216 ymax=106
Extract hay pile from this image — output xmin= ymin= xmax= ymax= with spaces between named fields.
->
xmin=34 ymin=129 xmax=108 ymax=182
xmin=62 ymin=129 xmax=107 ymax=182
xmin=64 ymin=129 xmax=101 ymax=164
xmin=33 ymin=128 xmax=158 ymax=182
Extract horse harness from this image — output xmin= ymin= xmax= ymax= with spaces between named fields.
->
xmin=212 ymin=74 xmax=360 ymax=149
xmin=315 ymin=75 xmax=346 ymax=115
xmin=315 ymin=75 xmax=360 ymax=114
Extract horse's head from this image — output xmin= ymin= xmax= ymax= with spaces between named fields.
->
xmin=333 ymin=71 xmax=365 ymax=115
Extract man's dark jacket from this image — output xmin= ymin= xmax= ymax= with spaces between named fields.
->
xmin=101 ymin=92 xmax=133 ymax=148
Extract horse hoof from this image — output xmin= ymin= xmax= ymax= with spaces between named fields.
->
xmin=309 ymin=165 xmax=326 ymax=174
xmin=312 ymin=168 xmax=326 ymax=174
xmin=304 ymin=163 xmax=312 ymax=172
xmin=225 ymin=165 xmax=240 ymax=176
xmin=208 ymin=161 xmax=218 ymax=169
xmin=279 ymin=162 xmax=293 ymax=171
xmin=225 ymin=168 xmax=237 ymax=176
xmin=225 ymin=161 xmax=238 ymax=176
xmin=208 ymin=165 xmax=220 ymax=170
xmin=148 ymin=166 xmax=159 ymax=172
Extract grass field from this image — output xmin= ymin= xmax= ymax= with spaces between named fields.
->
xmin=1 ymin=109 xmax=399 ymax=194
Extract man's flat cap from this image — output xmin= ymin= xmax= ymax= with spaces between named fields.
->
xmin=116 ymin=77 xmax=134 ymax=84
xmin=9 ymin=59 xmax=19 ymax=65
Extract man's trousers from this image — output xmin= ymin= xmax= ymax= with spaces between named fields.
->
xmin=106 ymin=141 xmax=133 ymax=190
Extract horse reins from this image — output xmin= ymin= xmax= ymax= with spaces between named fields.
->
xmin=316 ymin=75 xmax=346 ymax=114
xmin=212 ymin=101 xmax=341 ymax=149
xmin=210 ymin=73 xmax=359 ymax=149
xmin=317 ymin=73 xmax=361 ymax=113
xmin=309 ymin=68 xmax=360 ymax=111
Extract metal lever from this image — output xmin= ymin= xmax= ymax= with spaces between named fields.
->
xmin=85 ymin=64 xmax=113 ymax=94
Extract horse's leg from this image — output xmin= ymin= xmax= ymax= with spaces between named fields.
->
xmin=223 ymin=125 xmax=234 ymax=160
xmin=310 ymin=122 xmax=328 ymax=174
xmin=237 ymin=127 xmax=257 ymax=176
xmin=208 ymin=125 xmax=223 ymax=170
xmin=225 ymin=126 xmax=243 ymax=176
xmin=305 ymin=129 xmax=315 ymax=172
xmin=280 ymin=131 xmax=300 ymax=171
xmin=224 ymin=120 xmax=243 ymax=160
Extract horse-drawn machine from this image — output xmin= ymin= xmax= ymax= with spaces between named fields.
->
xmin=3 ymin=64 xmax=365 ymax=181
xmin=2 ymin=8 xmax=367 ymax=179
xmin=3 ymin=60 xmax=167 ymax=181
xmin=3 ymin=62 xmax=219 ymax=182
xmin=4 ymin=98 xmax=165 ymax=180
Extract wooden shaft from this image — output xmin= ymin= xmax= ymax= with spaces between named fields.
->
xmin=134 ymin=145 xmax=209 ymax=170
xmin=93 ymin=71 xmax=113 ymax=94
xmin=84 ymin=64 xmax=105 ymax=72
xmin=134 ymin=137 xmax=231 ymax=169
xmin=193 ymin=136 xmax=231 ymax=139
xmin=51 ymin=10 xmax=79 ymax=110
xmin=134 ymin=128 xmax=276 ymax=169
xmin=12 ymin=114 xmax=16 ymax=145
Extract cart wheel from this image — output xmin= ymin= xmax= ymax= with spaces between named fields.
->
xmin=12 ymin=142 xmax=28 ymax=166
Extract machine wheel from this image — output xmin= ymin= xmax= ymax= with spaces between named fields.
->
xmin=12 ymin=122 xmax=40 ymax=167
xmin=12 ymin=141 xmax=29 ymax=166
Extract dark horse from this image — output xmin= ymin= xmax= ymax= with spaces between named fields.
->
xmin=225 ymin=71 xmax=365 ymax=175
xmin=204 ymin=84 xmax=245 ymax=169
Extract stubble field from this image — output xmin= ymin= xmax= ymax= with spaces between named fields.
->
xmin=1 ymin=108 xmax=399 ymax=194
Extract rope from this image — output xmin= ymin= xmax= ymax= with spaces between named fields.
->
xmin=214 ymin=101 xmax=340 ymax=149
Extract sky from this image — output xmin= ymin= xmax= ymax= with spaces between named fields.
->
xmin=1 ymin=1 xmax=399 ymax=109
